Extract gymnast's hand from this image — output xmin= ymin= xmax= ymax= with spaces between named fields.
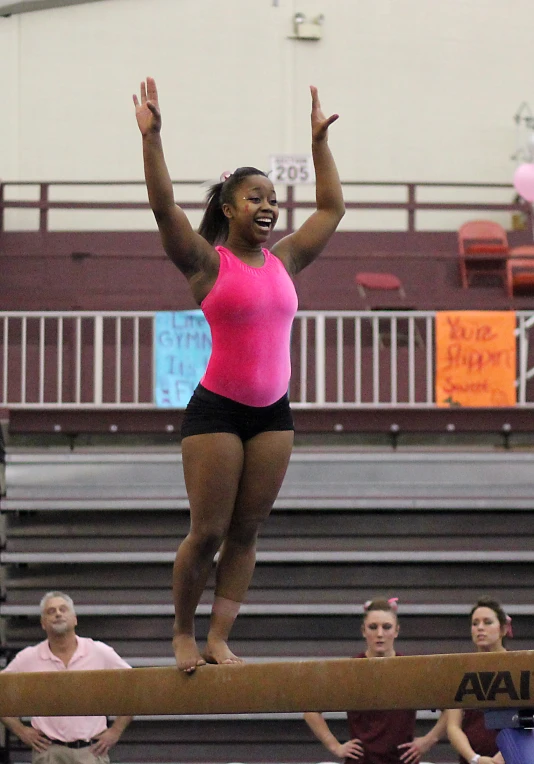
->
xmin=335 ymin=736 xmax=364 ymax=760
xmin=18 ymin=726 xmax=51 ymax=753
xmin=310 ymin=85 xmax=339 ymax=143
xmin=133 ymin=77 xmax=162 ymax=136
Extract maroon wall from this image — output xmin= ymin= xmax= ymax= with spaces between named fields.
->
xmin=2 ymin=229 xmax=534 ymax=311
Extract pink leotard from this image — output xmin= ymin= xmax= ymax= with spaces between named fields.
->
xmin=200 ymin=245 xmax=298 ymax=407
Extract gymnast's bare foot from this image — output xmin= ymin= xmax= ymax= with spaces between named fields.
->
xmin=173 ymin=633 xmax=206 ymax=673
xmin=203 ymin=636 xmax=244 ymax=665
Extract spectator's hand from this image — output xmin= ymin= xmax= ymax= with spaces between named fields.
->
xmin=91 ymin=727 xmax=121 ymax=756
xmin=18 ymin=727 xmax=51 ymax=753
xmin=398 ymin=738 xmax=422 ymax=764
xmin=310 ymin=86 xmax=339 ymax=142
xmin=133 ymin=78 xmax=162 ymax=136
xmin=400 ymin=731 xmax=439 ymax=762
xmin=334 ymin=737 xmax=364 ymax=760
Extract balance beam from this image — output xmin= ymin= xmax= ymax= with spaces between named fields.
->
xmin=1 ymin=651 xmax=533 ymax=717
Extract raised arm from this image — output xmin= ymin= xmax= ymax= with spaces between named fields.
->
xmin=274 ymin=86 xmax=345 ymax=275
xmin=303 ymin=712 xmax=363 ymax=761
xmin=133 ymin=78 xmax=215 ymax=278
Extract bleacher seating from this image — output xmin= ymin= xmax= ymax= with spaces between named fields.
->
xmin=2 ymin=447 xmax=534 ymax=762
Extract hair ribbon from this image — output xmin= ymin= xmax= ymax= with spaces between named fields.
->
xmin=505 ymin=614 xmax=513 ymax=638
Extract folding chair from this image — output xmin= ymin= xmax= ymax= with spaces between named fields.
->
xmin=458 ymin=220 xmax=509 ymax=288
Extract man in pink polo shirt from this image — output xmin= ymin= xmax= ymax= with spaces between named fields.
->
xmin=0 ymin=591 xmax=133 ymax=764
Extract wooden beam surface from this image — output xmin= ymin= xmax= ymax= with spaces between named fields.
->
xmin=1 ymin=651 xmax=533 ymax=717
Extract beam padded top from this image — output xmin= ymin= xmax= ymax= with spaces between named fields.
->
xmin=1 ymin=651 xmax=534 ymax=716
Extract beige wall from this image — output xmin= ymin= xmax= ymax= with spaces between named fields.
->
xmin=0 ymin=0 xmax=532 ymax=228
xmin=0 ymin=15 xmax=20 ymax=180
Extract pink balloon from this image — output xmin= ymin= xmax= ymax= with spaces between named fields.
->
xmin=513 ymin=163 xmax=534 ymax=202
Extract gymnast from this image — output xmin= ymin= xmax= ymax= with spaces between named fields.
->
xmin=447 ymin=596 xmax=508 ymax=764
xmin=133 ymin=77 xmax=345 ymax=671
xmin=304 ymin=597 xmax=447 ymax=763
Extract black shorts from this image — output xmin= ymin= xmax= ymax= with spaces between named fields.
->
xmin=181 ymin=384 xmax=294 ymax=442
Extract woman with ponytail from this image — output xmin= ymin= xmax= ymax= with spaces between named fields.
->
xmin=133 ymin=77 xmax=345 ymax=672
xmin=447 ymin=596 xmax=509 ymax=764
xmin=304 ymin=598 xmax=446 ymax=763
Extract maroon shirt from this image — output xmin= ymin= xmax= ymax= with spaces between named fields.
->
xmin=345 ymin=654 xmax=417 ymax=764
xmin=459 ymin=710 xmax=499 ymax=764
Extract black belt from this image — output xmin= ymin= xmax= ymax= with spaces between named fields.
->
xmin=46 ymin=739 xmax=97 ymax=749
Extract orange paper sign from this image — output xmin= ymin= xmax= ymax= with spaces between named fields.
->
xmin=435 ymin=311 xmax=516 ymax=407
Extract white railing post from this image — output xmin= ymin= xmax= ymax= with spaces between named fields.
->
xmin=299 ymin=316 xmax=308 ymax=404
xmin=517 ymin=315 xmax=527 ymax=405
xmin=2 ymin=316 xmax=8 ymax=405
xmin=372 ymin=315 xmax=380 ymax=404
xmin=75 ymin=317 xmax=82 ymax=404
xmin=21 ymin=316 xmax=27 ymax=405
xmin=354 ymin=316 xmax=361 ymax=405
xmin=39 ymin=316 xmax=45 ymax=404
xmin=93 ymin=315 xmax=104 ymax=405
xmin=390 ymin=318 xmax=397 ymax=405
xmin=519 ymin=314 xmax=534 ymax=396
xmin=315 ymin=313 xmax=326 ymax=405
xmin=408 ymin=316 xmax=415 ymax=405
xmin=57 ymin=317 xmax=63 ymax=405
xmin=426 ymin=315 xmax=434 ymax=404
xmin=336 ymin=317 xmax=344 ymax=404
xmin=115 ymin=317 xmax=122 ymax=404
xmin=133 ymin=316 xmax=140 ymax=405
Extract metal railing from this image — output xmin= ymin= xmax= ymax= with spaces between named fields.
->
xmin=0 ymin=180 xmax=529 ymax=234
xmin=0 ymin=310 xmax=533 ymax=409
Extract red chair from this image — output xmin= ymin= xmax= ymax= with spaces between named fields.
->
xmin=354 ymin=272 xmax=423 ymax=347
xmin=355 ymin=272 xmax=406 ymax=304
xmin=506 ymin=246 xmax=534 ymax=297
xmin=458 ymin=220 xmax=509 ymax=288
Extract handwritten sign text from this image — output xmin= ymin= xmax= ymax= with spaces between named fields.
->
xmin=154 ymin=311 xmax=211 ymax=407
xmin=435 ymin=311 xmax=516 ymax=407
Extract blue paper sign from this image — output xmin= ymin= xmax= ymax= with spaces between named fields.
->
xmin=154 ymin=311 xmax=212 ymax=407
